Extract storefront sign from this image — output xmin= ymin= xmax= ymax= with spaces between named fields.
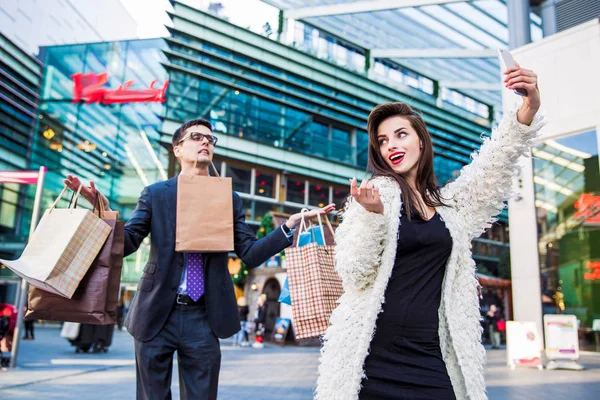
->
xmin=506 ymin=321 xmax=543 ymax=369
xmin=0 ymin=169 xmax=47 ymax=184
xmin=585 ymin=261 xmax=600 ymax=281
xmin=544 ymin=314 xmax=579 ymax=361
xmin=574 ymin=193 xmax=600 ymax=225
xmin=72 ymin=72 xmax=169 ymax=104
xmin=273 ymin=318 xmax=291 ymax=345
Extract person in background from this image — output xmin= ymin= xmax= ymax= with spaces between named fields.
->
xmin=234 ymin=296 xmax=249 ymax=346
xmin=253 ymin=294 xmax=268 ymax=349
xmin=116 ymin=301 xmax=125 ymax=331
xmin=23 ymin=303 xmax=34 ymax=340
xmin=486 ymin=304 xmax=502 ymax=349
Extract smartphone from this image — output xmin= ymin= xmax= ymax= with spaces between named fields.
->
xmin=498 ymin=49 xmax=527 ymax=97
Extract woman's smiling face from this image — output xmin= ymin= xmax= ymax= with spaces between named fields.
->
xmin=377 ymin=115 xmax=422 ymax=179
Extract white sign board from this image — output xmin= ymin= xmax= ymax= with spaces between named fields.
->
xmin=506 ymin=321 xmax=543 ymax=369
xmin=544 ymin=314 xmax=579 ymax=361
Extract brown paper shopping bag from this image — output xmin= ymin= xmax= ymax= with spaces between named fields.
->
xmin=286 ymin=211 xmax=343 ymax=339
xmin=26 ymin=195 xmax=125 ymax=324
xmin=0 ymin=185 xmax=112 ymax=298
xmin=176 ymin=163 xmax=234 ymax=252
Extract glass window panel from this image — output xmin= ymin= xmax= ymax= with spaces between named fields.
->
xmin=227 ymin=165 xmax=252 ymax=194
xmin=534 ymin=129 xmax=599 ymax=339
xmin=309 ymin=183 xmax=328 ymax=208
xmin=332 ymin=187 xmax=349 ymax=209
xmin=254 ymin=200 xmax=279 ymax=222
xmin=286 ymin=178 xmax=305 ymax=204
xmin=0 ymin=203 xmax=16 ymax=228
xmin=242 ymin=198 xmax=252 ymax=220
xmin=255 ymin=171 xmax=275 ymax=198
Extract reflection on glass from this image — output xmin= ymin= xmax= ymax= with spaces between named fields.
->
xmin=309 ymin=183 xmax=328 ymax=208
xmin=286 ymin=178 xmax=305 ymax=204
xmin=534 ymin=130 xmax=600 ymax=345
xmin=227 ymin=165 xmax=251 ymax=194
xmin=255 ymin=171 xmax=274 ymax=198
xmin=254 ymin=201 xmax=279 ymax=222
xmin=332 ymin=187 xmax=349 ymax=209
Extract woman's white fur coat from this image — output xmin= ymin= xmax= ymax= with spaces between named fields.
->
xmin=316 ymin=111 xmax=545 ymax=400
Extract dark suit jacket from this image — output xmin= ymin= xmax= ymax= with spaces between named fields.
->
xmin=123 ymin=176 xmax=292 ymax=342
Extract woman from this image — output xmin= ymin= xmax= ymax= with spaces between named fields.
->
xmin=316 ymin=64 xmax=543 ymax=400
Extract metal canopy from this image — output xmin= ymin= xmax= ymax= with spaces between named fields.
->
xmin=262 ymin=0 xmax=543 ymax=108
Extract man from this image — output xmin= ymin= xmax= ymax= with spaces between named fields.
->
xmin=64 ymin=118 xmax=335 ymax=399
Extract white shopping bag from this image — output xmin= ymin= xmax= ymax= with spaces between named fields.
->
xmin=0 ymin=185 xmax=112 ymax=298
xmin=60 ymin=322 xmax=81 ymax=340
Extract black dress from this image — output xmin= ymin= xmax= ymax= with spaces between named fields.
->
xmin=360 ymin=208 xmax=456 ymax=400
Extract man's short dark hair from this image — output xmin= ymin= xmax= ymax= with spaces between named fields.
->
xmin=172 ymin=118 xmax=212 ymax=146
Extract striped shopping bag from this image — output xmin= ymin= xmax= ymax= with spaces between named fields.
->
xmin=0 ymin=185 xmax=112 ymax=298
xmin=286 ymin=211 xmax=343 ymax=339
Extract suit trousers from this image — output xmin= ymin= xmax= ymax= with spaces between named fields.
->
xmin=134 ymin=300 xmax=221 ymax=400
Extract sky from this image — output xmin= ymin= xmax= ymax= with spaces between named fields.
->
xmin=119 ymin=0 xmax=280 ymax=39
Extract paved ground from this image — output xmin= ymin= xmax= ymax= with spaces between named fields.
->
xmin=1 ymin=325 xmax=599 ymax=399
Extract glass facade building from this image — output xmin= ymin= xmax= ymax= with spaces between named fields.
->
xmin=29 ymin=39 xmax=169 ymax=286
xmin=0 ymin=33 xmax=42 ymax=303
xmin=534 ymin=129 xmax=600 ymax=347
xmin=0 ymin=3 xmax=512 ymax=303
xmin=163 ymin=1 xmax=490 ymax=188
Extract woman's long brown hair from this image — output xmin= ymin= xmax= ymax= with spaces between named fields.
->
xmin=367 ymin=102 xmax=448 ymax=219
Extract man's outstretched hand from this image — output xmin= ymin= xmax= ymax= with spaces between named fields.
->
xmin=63 ymin=174 xmax=110 ymax=211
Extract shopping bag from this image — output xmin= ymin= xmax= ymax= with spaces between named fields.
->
xmin=0 ymin=185 xmax=112 ymax=299
xmin=176 ymin=162 xmax=234 ymax=252
xmin=278 ymin=278 xmax=292 ymax=305
xmin=297 ymin=225 xmax=325 ymax=247
xmin=279 ymin=210 xmax=327 ymax=306
xmin=26 ymin=195 xmax=125 ymax=324
xmin=286 ymin=210 xmax=343 ymax=339
xmin=60 ymin=322 xmax=81 ymax=340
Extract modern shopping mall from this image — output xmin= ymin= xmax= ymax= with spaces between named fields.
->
xmin=0 ymin=0 xmax=599 ymax=348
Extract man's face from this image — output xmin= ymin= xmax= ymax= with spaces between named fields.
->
xmin=173 ymin=125 xmax=216 ymax=166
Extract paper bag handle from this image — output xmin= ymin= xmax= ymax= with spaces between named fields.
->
xmin=315 ymin=211 xmax=335 ymax=244
xmin=92 ymin=192 xmax=107 ymax=218
xmin=190 ymin=159 xmax=222 ymax=180
xmin=295 ymin=208 xmax=334 ymax=247
xmin=50 ymin=184 xmax=83 ymax=213
xmin=295 ymin=208 xmax=310 ymax=247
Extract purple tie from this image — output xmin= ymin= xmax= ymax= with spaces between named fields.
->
xmin=187 ymin=253 xmax=204 ymax=301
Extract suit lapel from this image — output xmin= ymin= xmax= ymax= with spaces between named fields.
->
xmin=163 ymin=176 xmax=178 ymax=233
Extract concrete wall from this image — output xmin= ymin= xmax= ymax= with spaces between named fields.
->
xmin=504 ymin=19 xmax=600 ymax=342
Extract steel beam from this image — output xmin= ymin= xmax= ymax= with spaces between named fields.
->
xmin=370 ymin=48 xmax=497 ymax=59
xmin=284 ymin=0 xmax=470 ymax=20
xmin=439 ymin=80 xmax=502 ymax=91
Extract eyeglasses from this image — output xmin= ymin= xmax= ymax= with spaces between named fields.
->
xmin=178 ymin=132 xmax=218 ymax=146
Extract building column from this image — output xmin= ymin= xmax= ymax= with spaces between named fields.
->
xmin=540 ymin=0 xmax=558 ymax=37
xmin=507 ymin=0 xmax=532 ymax=49
xmin=508 ymin=157 xmax=544 ymax=346
xmin=279 ymin=12 xmax=295 ymax=45
xmin=350 ymin=128 xmax=357 ymax=165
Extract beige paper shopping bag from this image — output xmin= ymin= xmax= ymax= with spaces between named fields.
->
xmin=26 ymin=195 xmax=124 ymax=324
xmin=0 ymin=185 xmax=112 ymax=298
xmin=176 ymin=163 xmax=234 ymax=252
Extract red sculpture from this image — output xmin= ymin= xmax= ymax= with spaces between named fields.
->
xmin=72 ymin=72 xmax=169 ymax=104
